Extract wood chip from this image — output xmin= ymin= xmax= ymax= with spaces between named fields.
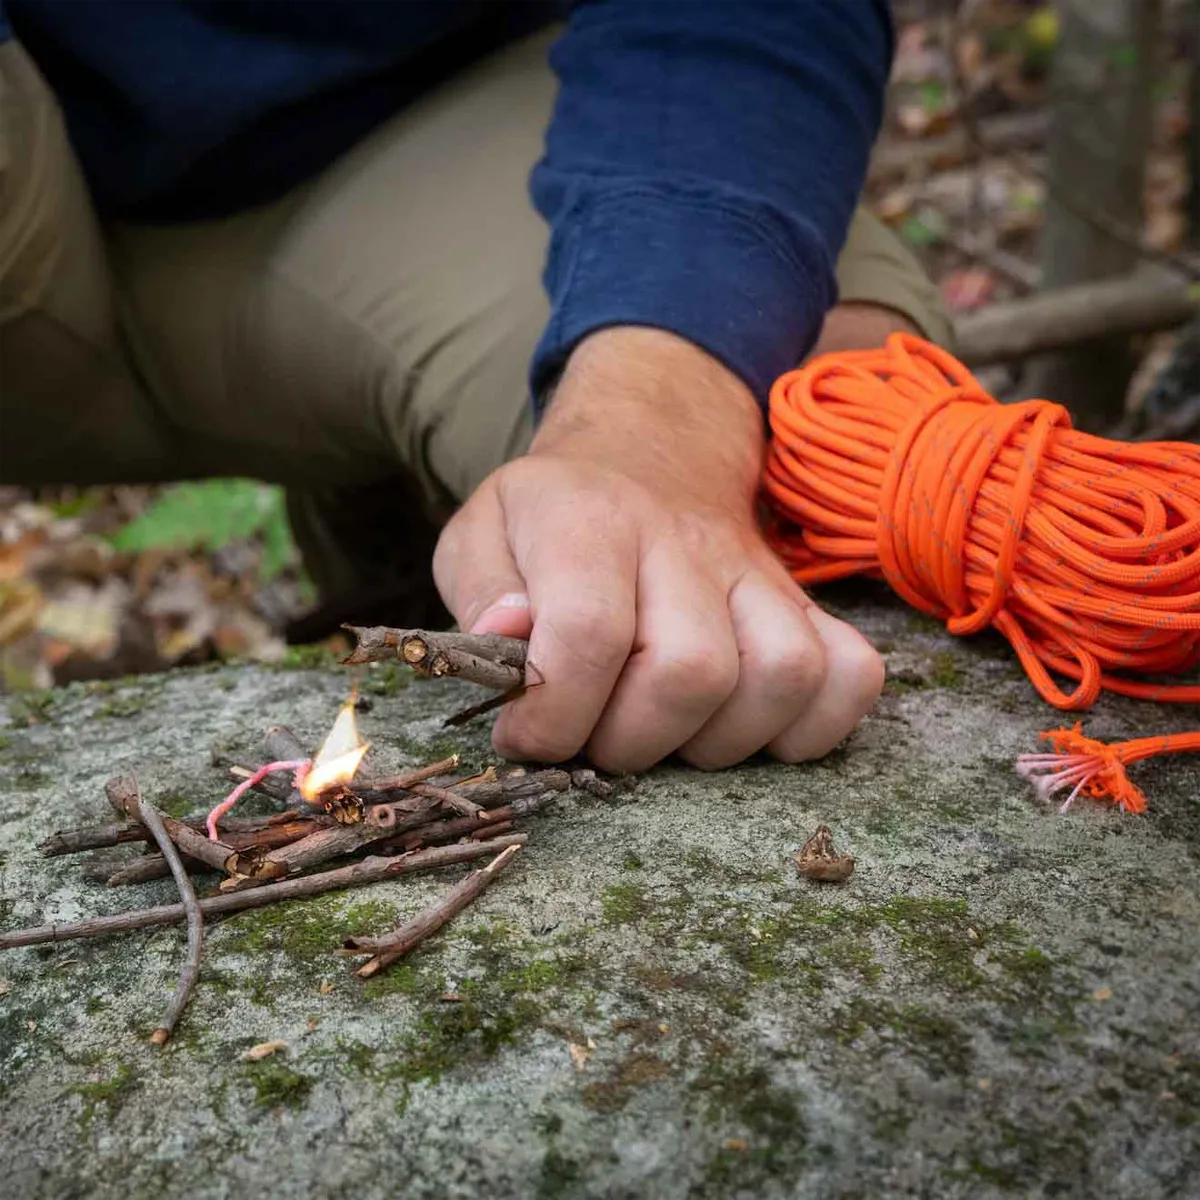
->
xmin=241 ymin=1039 xmax=289 ymax=1061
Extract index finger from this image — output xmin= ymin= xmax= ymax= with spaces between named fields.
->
xmin=493 ymin=495 xmax=639 ymax=763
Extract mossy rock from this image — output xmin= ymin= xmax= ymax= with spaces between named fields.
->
xmin=0 ymin=595 xmax=1197 ymax=1198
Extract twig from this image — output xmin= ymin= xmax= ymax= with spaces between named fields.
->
xmin=219 ymin=795 xmax=451 ymax=888
xmin=342 ymin=844 xmax=521 ymax=977
xmin=361 ymin=756 xmax=461 ymax=793
xmin=105 ymin=776 xmax=243 ymax=877
xmin=444 ymin=681 xmax=531 ymax=728
xmin=105 ymin=820 xmax=323 ymax=887
xmin=265 ymin=726 xmax=310 ymax=763
xmin=454 ymin=768 xmax=571 ymax=805
xmin=378 ymin=791 xmax=555 ymax=853
xmin=411 ymin=782 xmax=485 ymax=820
xmin=135 ymin=789 xmax=203 ymax=1046
xmin=342 ymin=627 xmax=527 ymax=691
xmin=39 ymin=812 xmax=301 ymax=858
xmin=0 ymin=834 xmax=529 ymax=950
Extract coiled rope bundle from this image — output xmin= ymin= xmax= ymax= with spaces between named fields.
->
xmin=764 ymin=333 xmax=1200 ymax=813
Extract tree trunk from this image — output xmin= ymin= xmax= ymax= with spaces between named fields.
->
xmin=1027 ymin=0 xmax=1162 ymax=430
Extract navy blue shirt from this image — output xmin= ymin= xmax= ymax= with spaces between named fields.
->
xmin=1 ymin=1 xmax=893 ymax=406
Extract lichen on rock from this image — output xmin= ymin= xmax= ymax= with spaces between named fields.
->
xmin=0 ymin=596 xmax=1196 ymax=1198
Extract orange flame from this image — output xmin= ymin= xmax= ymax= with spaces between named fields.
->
xmin=300 ymin=692 xmax=368 ymax=803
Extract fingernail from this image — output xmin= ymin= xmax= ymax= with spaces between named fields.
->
xmin=470 ymin=592 xmax=530 ymax=634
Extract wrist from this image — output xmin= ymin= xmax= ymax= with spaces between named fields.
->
xmin=531 ymin=327 xmax=766 ymax=499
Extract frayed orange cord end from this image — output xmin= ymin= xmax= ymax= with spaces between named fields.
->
xmin=1016 ymin=726 xmax=1146 ymax=814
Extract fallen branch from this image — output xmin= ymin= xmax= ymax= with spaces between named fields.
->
xmin=0 ymin=834 xmax=528 ymax=950
xmin=343 ymin=627 xmax=527 ymax=692
xmin=135 ymin=790 xmax=203 ymax=1046
xmin=954 ymin=271 xmax=1199 ymax=366
xmin=342 ymin=843 xmax=522 ymax=977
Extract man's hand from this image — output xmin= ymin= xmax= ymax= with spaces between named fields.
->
xmin=432 ymin=325 xmax=885 ymax=773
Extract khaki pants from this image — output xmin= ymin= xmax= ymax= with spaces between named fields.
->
xmin=0 ymin=32 xmax=950 ymax=606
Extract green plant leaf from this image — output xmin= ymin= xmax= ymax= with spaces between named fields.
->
xmin=110 ymin=480 xmax=296 ymax=579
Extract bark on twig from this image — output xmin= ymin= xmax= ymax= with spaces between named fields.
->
xmin=343 ymin=844 xmax=521 ymax=977
xmin=361 ymin=756 xmax=461 ymax=794
xmin=343 ymin=627 xmax=527 ymax=692
xmin=134 ymin=790 xmax=203 ymax=1046
xmin=411 ymin=782 xmax=484 ymax=820
xmin=105 ymin=820 xmax=323 ymax=887
xmin=0 ymin=835 xmax=528 ymax=950
xmin=265 ymin=726 xmax=310 ymax=763
xmin=40 ymin=812 xmax=303 ymax=858
xmin=105 ymin=777 xmax=242 ymax=876
xmin=454 ymin=768 xmax=571 ymax=805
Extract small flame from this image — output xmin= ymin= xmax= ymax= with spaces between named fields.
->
xmin=300 ymin=692 xmax=368 ymax=803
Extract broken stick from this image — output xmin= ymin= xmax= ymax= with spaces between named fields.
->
xmin=135 ymin=790 xmax=203 ymax=1046
xmin=343 ymin=627 xmax=527 ymax=691
xmin=105 ymin=777 xmax=243 ymax=877
xmin=0 ymin=834 xmax=529 ymax=950
xmin=343 ymin=843 xmax=521 ymax=977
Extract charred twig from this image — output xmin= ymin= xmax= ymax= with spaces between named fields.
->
xmin=342 ymin=844 xmax=521 ymax=977
xmin=134 ymin=790 xmax=203 ymax=1046
xmin=0 ymin=834 xmax=528 ymax=950
xmin=343 ymin=627 xmax=527 ymax=692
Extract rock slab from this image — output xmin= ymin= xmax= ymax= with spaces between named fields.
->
xmin=0 ymin=596 xmax=1197 ymax=1198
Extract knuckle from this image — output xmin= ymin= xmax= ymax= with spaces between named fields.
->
xmin=543 ymin=606 xmax=632 ymax=677
xmin=764 ymin=633 xmax=828 ymax=700
xmin=648 ymin=644 xmax=739 ymax=709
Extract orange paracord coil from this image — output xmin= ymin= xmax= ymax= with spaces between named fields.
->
xmin=764 ymin=332 xmax=1200 ymax=813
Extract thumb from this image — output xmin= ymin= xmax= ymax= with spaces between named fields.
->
xmin=432 ymin=488 xmax=533 ymax=640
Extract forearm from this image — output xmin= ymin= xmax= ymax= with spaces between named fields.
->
xmin=531 ymin=0 xmax=894 ymax=406
xmin=532 ymin=327 xmax=765 ymax=504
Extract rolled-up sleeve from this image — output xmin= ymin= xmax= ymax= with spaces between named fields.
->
xmin=529 ymin=0 xmax=893 ymax=407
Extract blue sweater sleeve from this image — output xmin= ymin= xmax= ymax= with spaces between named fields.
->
xmin=530 ymin=0 xmax=893 ymax=407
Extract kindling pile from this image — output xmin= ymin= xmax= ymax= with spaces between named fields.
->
xmin=0 ymin=628 xmax=618 ymax=1045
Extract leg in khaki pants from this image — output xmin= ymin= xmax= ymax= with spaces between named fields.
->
xmin=0 ymin=32 xmax=950 ymax=612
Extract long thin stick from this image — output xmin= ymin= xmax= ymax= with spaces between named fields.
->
xmin=135 ymin=792 xmax=203 ymax=1047
xmin=343 ymin=844 xmax=521 ymax=977
xmin=39 ymin=812 xmax=302 ymax=858
xmin=0 ymin=834 xmax=528 ymax=950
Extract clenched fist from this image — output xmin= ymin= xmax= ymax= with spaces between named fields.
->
xmin=433 ymin=326 xmax=884 ymax=773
